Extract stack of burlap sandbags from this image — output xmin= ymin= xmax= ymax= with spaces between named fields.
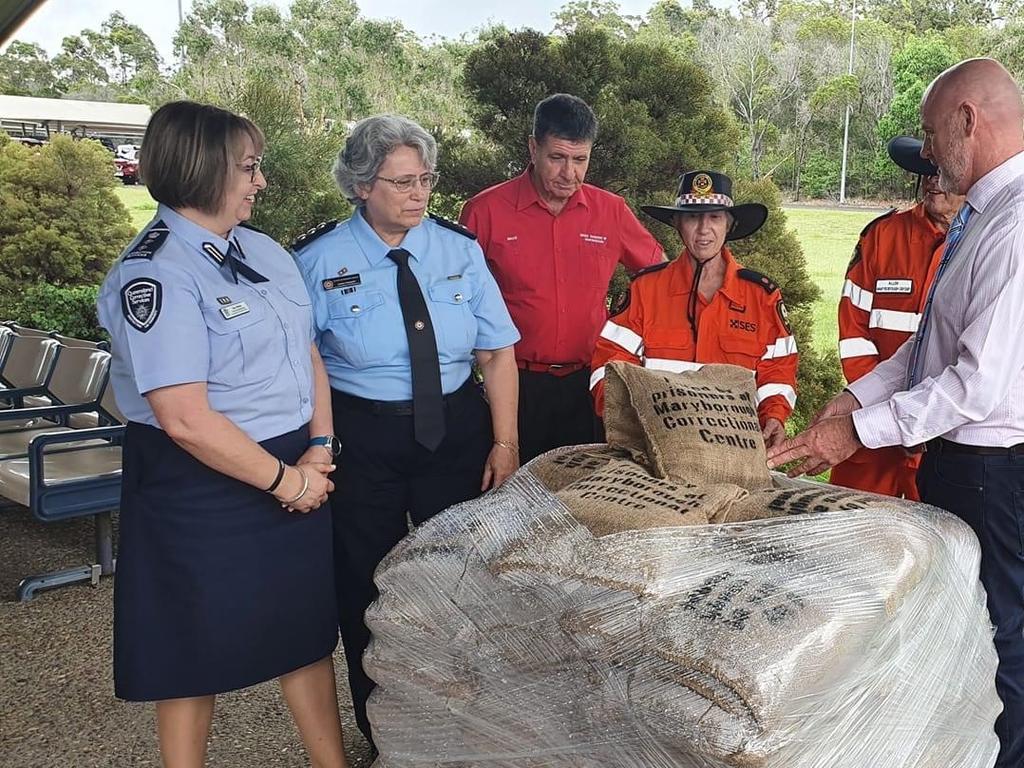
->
xmin=364 ymin=362 xmax=1001 ymax=768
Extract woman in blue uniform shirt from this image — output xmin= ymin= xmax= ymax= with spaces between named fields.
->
xmin=97 ymin=101 xmax=349 ymax=768
xmin=293 ymin=114 xmax=520 ymax=745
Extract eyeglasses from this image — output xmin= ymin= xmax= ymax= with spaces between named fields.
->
xmin=239 ymin=157 xmax=263 ymax=183
xmin=374 ymin=172 xmax=440 ymax=193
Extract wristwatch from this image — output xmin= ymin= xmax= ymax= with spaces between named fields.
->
xmin=308 ymin=435 xmax=342 ymax=457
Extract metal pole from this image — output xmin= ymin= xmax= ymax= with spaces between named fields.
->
xmin=839 ymin=0 xmax=857 ymax=205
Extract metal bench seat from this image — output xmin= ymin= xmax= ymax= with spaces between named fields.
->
xmin=0 ymin=441 xmax=122 ymax=508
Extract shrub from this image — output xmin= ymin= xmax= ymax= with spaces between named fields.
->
xmin=0 ymin=283 xmax=105 ymax=341
xmin=0 ymin=135 xmax=133 ymax=286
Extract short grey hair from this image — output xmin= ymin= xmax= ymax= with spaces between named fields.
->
xmin=333 ymin=114 xmax=437 ymax=206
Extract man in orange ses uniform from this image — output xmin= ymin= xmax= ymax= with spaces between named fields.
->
xmin=829 ymin=136 xmax=966 ymax=498
xmin=590 ymin=171 xmax=798 ymax=446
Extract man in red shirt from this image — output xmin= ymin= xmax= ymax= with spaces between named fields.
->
xmin=460 ymin=94 xmax=664 ymax=461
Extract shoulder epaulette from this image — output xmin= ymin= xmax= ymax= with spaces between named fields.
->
xmin=123 ymin=220 xmax=170 ymax=261
xmin=291 ymin=220 xmax=338 ymax=252
xmin=860 ymin=207 xmax=898 ymax=237
xmin=429 ymin=213 xmax=476 ymax=240
xmin=239 ymin=221 xmax=269 ymax=237
xmin=737 ymin=267 xmax=779 ymax=294
xmin=630 ymin=261 xmax=671 ymax=281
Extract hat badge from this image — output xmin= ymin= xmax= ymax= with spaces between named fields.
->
xmin=692 ymin=173 xmax=714 ymax=197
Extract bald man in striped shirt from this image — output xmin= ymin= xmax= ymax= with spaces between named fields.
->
xmin=769 ymin=58 xmax=1024 ymax=766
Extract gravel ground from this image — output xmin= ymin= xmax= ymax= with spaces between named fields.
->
xmin=0 ymin=507 xmax=375 ymax=767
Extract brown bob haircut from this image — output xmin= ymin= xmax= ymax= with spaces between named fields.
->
xmin=139 ymin=101 xmax=264 ymax=215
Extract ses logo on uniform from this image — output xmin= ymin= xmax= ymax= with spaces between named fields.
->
xmin=120 ymin=278 xmax=163 ymax=333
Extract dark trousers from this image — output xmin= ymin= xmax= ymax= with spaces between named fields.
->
xmin=918 ymin=448 xmax=1024 ymax=767
xmin=329 ymin=381 xmax=492 ymax=745
xmin=518 ymin=367 xmax=600 ymax=462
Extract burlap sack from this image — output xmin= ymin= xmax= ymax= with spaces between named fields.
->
xmin=603 ymin=361 xmax=772 ymax=490
xmin=555 ymin=460 xmax=748 ymax=537
xmin=528 ymin=444 xmax=635 ymax=493
xmin=640 ymin=510 xmax=934 ymax=759
xmin=711 ymin=484 xmax=915 ymax=524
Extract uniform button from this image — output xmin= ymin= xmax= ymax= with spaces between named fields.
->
xmin=414 ymin=320 xmax=425 ymax=331
xmin=283 ymin=322 xmax=289 ymax=329
xmin=260 ymin=289 xmax=268 ymax=296
xmin=302 ymin=397 xmax=309 ymax=404
xmin=454 ymin=293 xmax=463 ymax=302
xmin=351 ymin=305 xmax=361 ymax=314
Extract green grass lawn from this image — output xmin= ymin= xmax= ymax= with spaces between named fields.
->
xmin=114 ymin=184 xmax=157 ymax=232
xmin=782 ymin=206 xmax=887 ymax=354
xmin=110 ymin=186 xmax=882 ymax=356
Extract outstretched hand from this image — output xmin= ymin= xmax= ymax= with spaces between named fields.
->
xmin=766 ymin=415 xmax=862 ymax=478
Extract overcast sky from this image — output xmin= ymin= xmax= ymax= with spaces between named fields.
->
xmin=5 ymin=0 xmax=668 ymax=61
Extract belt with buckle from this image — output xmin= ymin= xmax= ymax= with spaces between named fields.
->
xmin=516 ymin=360 xmax=588 ymax=377
xmin=927 ymin=437 xmax=1024 ymax=456
xmin=332 ymin=377 xmax=475 ymax=417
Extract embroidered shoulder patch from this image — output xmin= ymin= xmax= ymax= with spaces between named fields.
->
xmin=124 ymin=220 xmax=170 ymax=261
xmin=777 ymin=299 xmax=792 ymax=333
xmin=429 ymin=213 xmax=476 ymax=240
xmin=120 ymin=278 xmax=163 ymax=333
xmin=291 ymin=220 xmax=339 ymax=252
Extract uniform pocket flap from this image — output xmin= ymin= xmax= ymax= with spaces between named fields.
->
xmin=327 ymin=290 xmax=385 ymax=319
xmin=428 ymin=278 xmax=473 ymax=306
xmin=202 ymin=302 xmax=265 ymax=334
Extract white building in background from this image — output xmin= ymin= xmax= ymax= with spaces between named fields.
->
xmin=0 ymin=95 xmax=151 ymax=144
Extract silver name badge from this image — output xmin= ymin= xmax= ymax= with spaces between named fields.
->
xmin=875 ymin=278 xmax=913 ymax=294
xmin=220 ymin=301 xmax=251 ymax=319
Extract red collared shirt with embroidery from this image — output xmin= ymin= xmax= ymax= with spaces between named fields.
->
xmin=459 ymin=168 xmax=663 ymax=365
xmin=590 ymin=248 xmax=798 ymax=426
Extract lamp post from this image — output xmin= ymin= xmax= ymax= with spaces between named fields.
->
xmin=838 ymin=0 xmax=857 ymax=205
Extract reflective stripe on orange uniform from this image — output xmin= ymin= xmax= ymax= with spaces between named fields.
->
xmin=590 ymin=247 xmax=798 ymax=426
xmin=830 ymin=202 xmax=946 ymax=499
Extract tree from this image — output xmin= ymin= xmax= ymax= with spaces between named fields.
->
xmin=461 ymin=26 xmax=736 ymax=203
xmin=0 ymin=41 xmax=59 ymax=97
xmin=553 ymin=0 xmax=640 ymax=37
xmin=727 ymin=178 xmax=844 ymax=429
xmin=0 ymin=135 xmax=133 ymax=287
xmin=0 ymin=133 xmax=134 ymax=337
xmin=877 ymin=35 xmax=958 ymax=140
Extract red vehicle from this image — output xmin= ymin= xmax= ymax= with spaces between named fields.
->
xmin=114 ymin=156 xmax=138 ymax=185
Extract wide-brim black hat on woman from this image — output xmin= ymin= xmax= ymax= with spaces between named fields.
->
xmin=887 ymin=136 xmax=938 ymax=177
xmin=641 ymin=170 xmax=769 ymax=241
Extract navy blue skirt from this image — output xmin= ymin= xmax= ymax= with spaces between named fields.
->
xmin=114 ymin=422 xmax=338 ymax=701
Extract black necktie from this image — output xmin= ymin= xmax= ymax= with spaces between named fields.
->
xmin=202 ymin=241 xmax=269 ymax=284
xmin=387 ymin=248 xmax=445 ymax=451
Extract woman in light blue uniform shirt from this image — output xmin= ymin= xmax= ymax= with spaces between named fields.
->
xmin=293 ymin=114 xmax=520 ymax=747
xmin=97 ymin=101 xmax=349 ymax=768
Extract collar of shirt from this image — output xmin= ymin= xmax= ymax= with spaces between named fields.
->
xmin=157 ymin=203 xmax=239 ymax=270
xmin=909 ymin=200 xmax=946 ymax=241
xmin=667 ymin=247 xmax=745 ymax=305
xmin=513 ymin=165 xmax=591 ymax=214
xmin=350 ymin=206 xmax=429 ymax=265
xmin=966 ymin=150 xmax=1024 ymax=215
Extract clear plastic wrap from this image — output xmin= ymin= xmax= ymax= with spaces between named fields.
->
xmin=364 ymin=366 xmax=1000 ymax=767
